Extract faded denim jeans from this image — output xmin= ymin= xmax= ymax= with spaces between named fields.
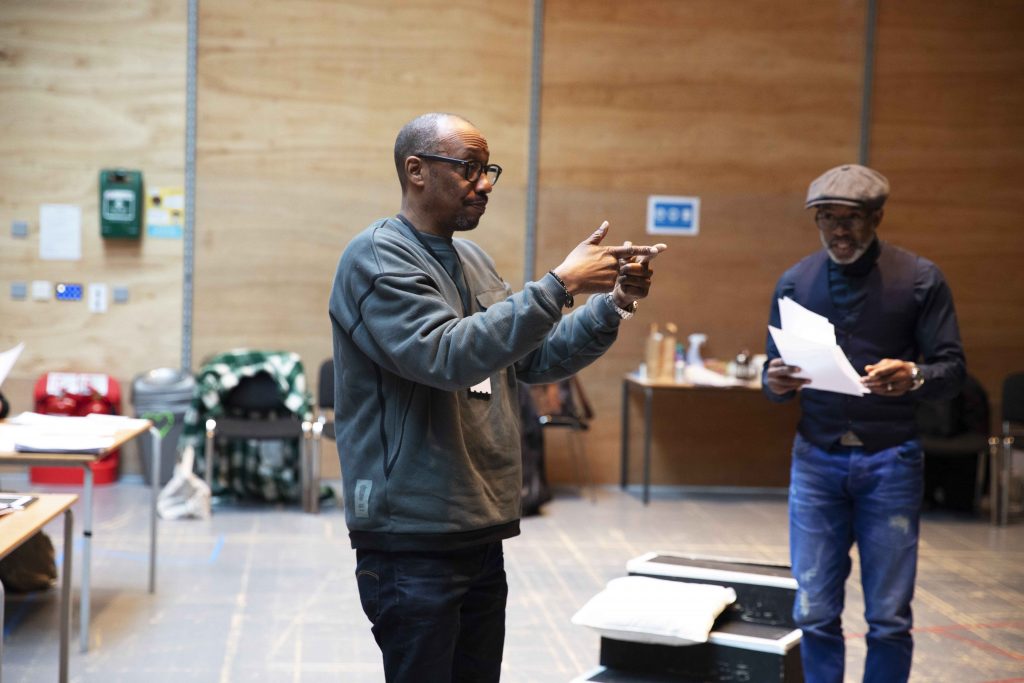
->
xmin=789 ymin=433 xmax=923 ymax=683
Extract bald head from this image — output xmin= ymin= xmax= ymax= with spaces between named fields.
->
xmin=394 ymin=113 xmax=474 ymax=191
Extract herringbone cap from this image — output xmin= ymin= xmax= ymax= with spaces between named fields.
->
xmin=806 ymin=164 xmax=890 ymax=209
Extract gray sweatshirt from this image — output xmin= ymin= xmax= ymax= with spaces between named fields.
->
xmin=329 ymin=216 xmax=624 ymax=550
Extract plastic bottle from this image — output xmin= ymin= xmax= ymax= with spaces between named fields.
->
xmin=645 ymin=324 xmax=664 ymax=380
xmin=673 ymin=342 xmax=686 ymax=383
xmin=660 ymin=323 xmax=677 ymax=381
xmin=687 ymin=333 xmax=707 ymax=367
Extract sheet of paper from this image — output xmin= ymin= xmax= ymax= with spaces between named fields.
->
xmin=3 ymin=412 xmax=146 ymax=454
xmin=7 ymin=412 xmax=129 ymax=436
xmin=769 ymin=326 xmax=869 ymax=397
xmin=779 ymin=297 xmax=836 ymax=345
xmin=684 ymin=364 xmax=742 ymax=387
xmin=39 ymin=204 xmax=82 ymax=260
xmin=14 ymin=434 xmax=113 ymax=454
xmin=0 ymin=342 xmax=24 ymax=389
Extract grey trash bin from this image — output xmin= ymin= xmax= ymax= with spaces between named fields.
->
xmin=132 ymin=368 xmax=195 ymax=486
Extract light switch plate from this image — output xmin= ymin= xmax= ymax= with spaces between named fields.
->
xmin=11 ymin=220 xmax=28 ymax=238
xmin=31 ymin=280 xmax=53 ymax=301
xmin=10 ymin=282 xmax=27 ymax=300
xmin=88 ymin=283 xmax=108 ymax=312
xmin=112 ymin=285 xmax=130 ymax=303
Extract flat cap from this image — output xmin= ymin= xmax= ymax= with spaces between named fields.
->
xmin=805 ymin=164 xmax=890 ymax=210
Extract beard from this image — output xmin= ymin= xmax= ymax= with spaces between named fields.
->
xmin=820 ymin=231 xmax=869 ymax=265
xmin=452 ymin=212 xmax=481 ymax=231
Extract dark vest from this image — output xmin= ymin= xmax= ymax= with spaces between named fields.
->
xmin=792 ymin=244 xmax=919 ymax=452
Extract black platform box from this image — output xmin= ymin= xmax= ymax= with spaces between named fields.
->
xmin=627 ymin=552 xmax=798 ymax=629
xmin=592 ymin=618 xmax=802 ymax=683
xmin=572 ymin=553 xmax=803 ymax=682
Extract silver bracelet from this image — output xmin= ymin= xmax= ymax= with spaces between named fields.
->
xmin=607 ymin=293 xmax=637 ymax=320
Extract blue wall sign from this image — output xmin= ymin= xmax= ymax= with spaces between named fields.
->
xmin=646 ymin=195 xmax=700 ymax=236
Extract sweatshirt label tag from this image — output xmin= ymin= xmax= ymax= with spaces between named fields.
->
xmin=354 ymin=479 xmax=372 ymax=518
xmin=468 ymin=377 xmax=492 ymax=399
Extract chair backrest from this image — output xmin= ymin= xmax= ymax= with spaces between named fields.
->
xmin=223 ymin=371 xmax=287 ymax=416
xmin=1003 ymin=371 xmax=1024 ymax=424
xmin=917 ymin=373 xmax=989 ymax=438
xmin=318 ymin=358 xmax=334 ymax=411
xmin=532 ymin=376 xmax=594 ymax=427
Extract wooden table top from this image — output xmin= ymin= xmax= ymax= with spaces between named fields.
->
xmin=0 ymin=493 xmax=77 ymax=557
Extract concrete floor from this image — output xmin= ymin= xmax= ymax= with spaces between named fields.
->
xmin=2 ymin=478 xmax=1022 ymax=682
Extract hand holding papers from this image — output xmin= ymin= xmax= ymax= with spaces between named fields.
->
xmin=768 ymin=298 xmax=869 ymax=397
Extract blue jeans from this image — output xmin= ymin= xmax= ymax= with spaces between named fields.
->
xmin=355 ymin=541 xmax=508 ymax=683
xmin=789 ymin=434 xmax=923 ymax=683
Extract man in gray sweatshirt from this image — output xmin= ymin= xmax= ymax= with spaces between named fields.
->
xmin=329 ymin=112 xmax=666 ymax=682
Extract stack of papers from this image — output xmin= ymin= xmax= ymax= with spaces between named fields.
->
xmin=2 ymin=412 xmax=150 ymax=454
xmin=768 ymin=298 xmax=869 ymax=397
xmin=684 ymin=364 xmax=742 ymax=388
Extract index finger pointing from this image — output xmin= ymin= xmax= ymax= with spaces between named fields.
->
xmin=636 ymin=243 xmax=667 ymax=264
xmin=608 ymin=244 xmax=663 ymax=259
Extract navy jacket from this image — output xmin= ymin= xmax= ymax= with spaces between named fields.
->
xmin=763 ymin=240 xmax=965 ymax=452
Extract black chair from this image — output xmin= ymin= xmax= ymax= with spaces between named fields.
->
xmin=203 ymin=371 xmax=312 ymax=506
xmin=306 ymin=358 xmax=336 ymax=513
xmin=917 ymin=374 xmax=990 ymax=514
xmin=535 ymin=376 xmax=595 ymax=500
xmin=995 ymin=372 xmax=1024 ymax=525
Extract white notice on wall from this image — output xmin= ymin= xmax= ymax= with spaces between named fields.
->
xmin=39 ymin=204 xmax=82 ymax=260
xmin=88 ymin=283 xmax=108 ymax=313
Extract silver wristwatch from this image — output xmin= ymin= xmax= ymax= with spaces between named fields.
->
xmin=607 ymin=294 xmax=637 ymax=320
xmin=909 ymin=363 xmax=925 ymax=391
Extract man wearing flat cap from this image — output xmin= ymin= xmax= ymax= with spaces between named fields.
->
xmin=762 ymin=164 xmax=965 ymax=682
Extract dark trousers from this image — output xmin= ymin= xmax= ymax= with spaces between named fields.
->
xmin=355 ymin=541 xmax=508 ymax=683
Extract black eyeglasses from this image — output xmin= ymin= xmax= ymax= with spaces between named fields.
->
xmin=416 ymin=153 xmax=502 ymax=186
xmin=815 ymin=209 xmax=870 ymax=231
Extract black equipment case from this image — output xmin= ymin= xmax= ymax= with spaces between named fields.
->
xmin=572 ymin=552 xmax=804 ymax=683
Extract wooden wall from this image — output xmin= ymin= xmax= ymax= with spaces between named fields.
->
xmin=2 ymin=1 xmax=1021 ymax=487
xmin=870 ymin=0 xmax=1024 ymax=414
xmin=0 ymin=0 xmax=185 ymax=414
xmin=537 ymin=1 xmax=864 ymax=485
xmin=192 ymin=0 xmax=533 ymax=374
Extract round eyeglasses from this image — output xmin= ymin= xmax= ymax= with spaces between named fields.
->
xmin=815 ymin=209 xmax=870 ymax=231
xmin=416 ymin=153 xmax=502 ymax=186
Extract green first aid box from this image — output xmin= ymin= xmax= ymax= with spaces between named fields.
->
xmin=99 ymin=169 xmax=143 ymax=239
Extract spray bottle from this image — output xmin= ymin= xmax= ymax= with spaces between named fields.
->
xmin=687 ymin=333 xmax=707 ymax=368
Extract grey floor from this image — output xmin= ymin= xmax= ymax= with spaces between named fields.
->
xmin=2 ymin=478 xmax=1023 ymax=683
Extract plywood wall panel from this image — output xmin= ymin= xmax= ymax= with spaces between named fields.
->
xmin=536 ymin=0 xmax=866 ymax=485
xmin=0 ymin=0 xmax=185 ymax=391
xmin=870 ymin=0 xmax=1024 ymax=420
xmin=193 ymin=0 xmax=533 ymax=375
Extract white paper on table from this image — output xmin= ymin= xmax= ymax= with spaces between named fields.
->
xmin=0 ymin=424 xmax=28 ymax=452
xmin=14 ymin=434 xmax=113 ymax=454
xmin=0 ymin=342 xmax=24 ymax=389
xmin=769 ymin=325 xmax=869 ymax=397
xmin=4 ymin=412 xmax=144 ymax=453
xmin=684 ymin=364 xmax=742 ymax=387
xmin=7 ymin=412 xmax=128 ymax=436
xmin=39 ymin=204 xmax=82 ymax=260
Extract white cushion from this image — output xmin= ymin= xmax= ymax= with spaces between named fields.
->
xmin=571 ymin=576 xmax=737 ymax=646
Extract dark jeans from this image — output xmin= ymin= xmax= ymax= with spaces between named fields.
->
xmin=789 ymin=434 xmax=923 ymax=683
xmin=355 ymin=541 xmax=508 ymax=683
